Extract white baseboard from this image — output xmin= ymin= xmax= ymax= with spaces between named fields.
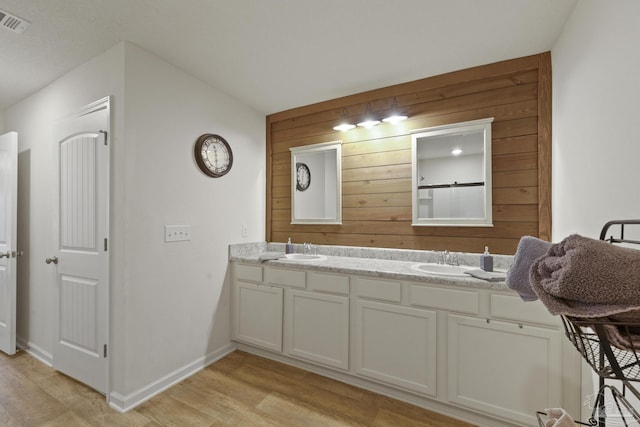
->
xmin=109 ymin=342 xmax=236 ymax=413
xmin=18 ymin=338 xmax=53 ymax=367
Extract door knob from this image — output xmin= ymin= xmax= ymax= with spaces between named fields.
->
xmin=45 ymin=256 xmax=58 ymax=264
xmin=0 ymin=251 xmax=10 ymax=258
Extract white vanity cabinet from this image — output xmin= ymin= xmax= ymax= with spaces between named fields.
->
xmin=232 ymin=265 xmax=283 ymax=352
xmin=351 ymin=276 xmax=437 ymax=396
xmin=447 ymin=314 xmax=562 ymax=426
xmin=230 ymin=261 xmax=579 ymax=427
xmin=233 ymin=265 xmax=351 ymax=370
xmin=354 ymin=299 xmax=437 ymax=396
xmin=285 ymin=289 xmax=349 ymax=369
xmin=283 ymin=272 xmax=350 ymax=370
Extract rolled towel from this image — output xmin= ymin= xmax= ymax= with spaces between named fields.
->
xmin=544 ymin=408 xmax=575 ymax=427
xmin=258 ymin=251 xmax=285 ymax=262
xmin=505 ymin=236 xmax=552 ymax=301
xmin=465 ymin=269 xmax=506 ymax=282
xmin=530 ymin=234 xmax=640 ymax=318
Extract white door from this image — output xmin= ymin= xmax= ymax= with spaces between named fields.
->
xmin=49 ymin=97 xmax=110 ymax=393
xmin=0 ymin=132 xmax=18 ymax=355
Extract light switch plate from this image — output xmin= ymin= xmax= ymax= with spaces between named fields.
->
xmin=165 ymin=225 xmax=191 ymax=242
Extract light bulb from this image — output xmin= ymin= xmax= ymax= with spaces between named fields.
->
xmin=382 ymin=114 xmax=408 ymax=124
xmin=356 ymin=118 xmax=381 ymax=128
xmin=333 ymin=123 xmax=356 ymax=132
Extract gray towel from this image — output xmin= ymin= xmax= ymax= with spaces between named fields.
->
xmin=258 ymin=252 xmax=285 ymax=262
xmin=506 ymin=236 xmax=552 ymax=301
xmin=465 ymin=269 xmax=506 ymax=282
xmin=530 ymin=234 xmax=640 ymax=317
xmin=530 ymin=234 xmax=640 ymax=350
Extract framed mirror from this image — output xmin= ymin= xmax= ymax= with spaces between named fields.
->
xmin=290 ymin=141 xmax=342 ymax=224
xmin=411 ymin=118 xmax=493 ymax=227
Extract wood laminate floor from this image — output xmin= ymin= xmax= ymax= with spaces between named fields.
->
xmin=0 ymin=349 xmax=477 ymax=426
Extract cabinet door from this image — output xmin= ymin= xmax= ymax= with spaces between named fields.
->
xmin=354 ymin=300 xmax=437 ymax=397
xmin=284 ymin=289 xmax=349 ymax=370
xmin=447 ymin=315 xmax=561 ymax=426
xmin=233 ymin=282 xmax=283 ymax=352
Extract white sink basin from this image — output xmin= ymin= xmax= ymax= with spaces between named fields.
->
xmin=284 ymin=253 xmax=327 ymax=262
xmin=411 ymin=263 xmax=474 ymax=277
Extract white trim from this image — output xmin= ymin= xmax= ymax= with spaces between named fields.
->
xmin=108 ymin=343 xmax=236 ymax=412
xmin=290 ymin=140 xmax=342 ymax=225
xmin=19 ymin=339 xmax=53 ymax=367
xmin=411 ymin=118 xmax=494 ymax=227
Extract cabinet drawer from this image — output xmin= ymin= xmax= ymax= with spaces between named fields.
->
xmin=265 ymin=267 xmax=306 ymax=288
xmin=354 ymin=277 xmax=401 ymax=302
xmin=490 ymin=294 xmax=558 ymax=326
xmin=234 ymin=264 xmax=262 ymax=283
xmin=409 ymin=285 xmax=479 ymax=314
xmin=307 ymin=272 xmax=349 ymax=295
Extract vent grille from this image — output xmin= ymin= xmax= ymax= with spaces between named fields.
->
xmin=0 ymin=9 xmax=30 ymax=34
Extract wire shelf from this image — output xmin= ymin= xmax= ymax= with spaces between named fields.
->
xmin=562 ymin=316 xmax=640 ymax=384
xmin=537 ymin=384 xmax=640 ymax=426
xmin=536 ymin=220 xmax=640 ymax=426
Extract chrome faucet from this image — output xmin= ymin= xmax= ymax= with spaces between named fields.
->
xmin=438 ymin=250 xmax=459 ymax=266
xmin=303 ymin=242 xmax=315 ymax=254
xmin=449 ymin=252 xmax=460 ymax=266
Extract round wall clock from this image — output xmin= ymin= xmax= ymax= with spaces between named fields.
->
xmin=194 ymin=134 xmax=233 ymax=178
xmin=296 ymin=162 xmax=311 ymax=191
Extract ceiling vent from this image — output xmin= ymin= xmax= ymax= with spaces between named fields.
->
xmin=0 ymin=9 xmax=30 ymax=34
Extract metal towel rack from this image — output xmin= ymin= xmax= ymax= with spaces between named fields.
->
xmin=538 ymin=220 xmax=640 ymax=427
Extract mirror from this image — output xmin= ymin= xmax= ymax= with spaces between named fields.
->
xmin=411 ymin=118 xmax=493 ymax=226
xmin=290 ymin=141 xmax=342 ymax=224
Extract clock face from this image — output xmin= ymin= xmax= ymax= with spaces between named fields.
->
xmin=296 ymin=162 xmax=311 ymax=191
xmin=195 ymin=134 xmax=233 ymax=177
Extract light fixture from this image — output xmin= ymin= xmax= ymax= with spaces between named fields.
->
xmin=382 ymin=97 xmax=408 ymax=124
xmin=451 ymin=148 xmax=463 ymax=156
xmin=333 ymin=108 xmax=356 ymax=132
xmin=357 ymin=103 xmax=381 ymax=128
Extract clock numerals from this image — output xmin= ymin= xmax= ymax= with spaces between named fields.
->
xmin=195 ymin=134 xmax=233 ymax=178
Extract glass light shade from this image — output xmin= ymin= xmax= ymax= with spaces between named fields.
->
xmin=382 ymin=114 xmax=408 ymax=124
xmin=356 ymin=118 xmax=381 ymax=128
xmin=333 ymin=123 xmax=356 ymax=132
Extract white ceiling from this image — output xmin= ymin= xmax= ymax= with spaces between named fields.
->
xmin=0 ymin=0 xmax=577 ymax=115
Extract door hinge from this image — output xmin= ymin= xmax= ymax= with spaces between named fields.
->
xmin=104 ymin=238 xmax=108 ymax=251
xmin=103 ymin=344 xmax=107 ymax=358
xmin=99 ymin=130 xmax=108 ymax=145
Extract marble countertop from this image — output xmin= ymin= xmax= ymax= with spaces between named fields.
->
xmin=229 ymin=242 xmax=513 ymax=291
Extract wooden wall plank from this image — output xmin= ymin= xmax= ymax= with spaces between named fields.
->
xmin=268 ymin=54 xmax=540 ymax=122
xmin=266 ymin=53 xmax=552 ymax=254
xmin=343 ymin=149 xmax=410 ymax=169
xmin=271 ymin=220 xmax=537 ymax=239
xmin=343 ymin=178 xmax=412 ymax=195
xmin=493 ymin=170 xmax=537 ymax=188
xmin=343 ymin=192 xmax=411 ymax=208
xmin=537 ymin=52 xmax=552 ymax=241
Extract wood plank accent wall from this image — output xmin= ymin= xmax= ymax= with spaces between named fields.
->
xmin=266 ymin=53 xmax=551 ymax=255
